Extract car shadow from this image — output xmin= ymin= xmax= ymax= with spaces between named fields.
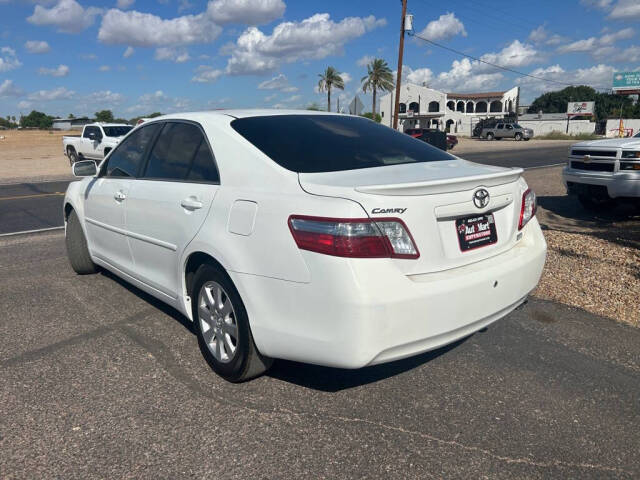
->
xmin=266 ymin=335 xmax=474 ymax=392
xmin=537 ymin=194 xmax=640 ymax=250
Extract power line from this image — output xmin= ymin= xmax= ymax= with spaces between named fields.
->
xmin=408 ymin=30 xmax=612 ymax=91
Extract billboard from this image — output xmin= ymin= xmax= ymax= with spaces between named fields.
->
xmin=612 ymin=72 xmax=640 ymax=92
xmin=567 ymin=101 xmax=595 ymax=116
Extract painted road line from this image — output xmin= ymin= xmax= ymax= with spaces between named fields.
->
xmin=0 ymin=192 xmax=65 ymax=201
xmin=0 ymin=226 xmax=64 ymax=237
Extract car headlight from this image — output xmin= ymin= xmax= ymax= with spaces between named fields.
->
xmin=620 ymin=162 xmax=640 ymax=171
xmin=621 ymin=151 xmax=640 ymax=159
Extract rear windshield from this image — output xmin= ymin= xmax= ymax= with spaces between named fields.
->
xmin=103 ymin=126 xmax=133 ymax=137
xmin=231 ymin=114 xmax=455 ymax=173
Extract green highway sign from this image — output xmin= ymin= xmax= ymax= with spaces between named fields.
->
xmin=612 ymin=71 xmax=640 ymax=92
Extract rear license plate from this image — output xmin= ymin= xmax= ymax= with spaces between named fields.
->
xmin=456 ymin=214 xmax=497 ymax=252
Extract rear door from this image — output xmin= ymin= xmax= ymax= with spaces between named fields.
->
xmin=125 ymin=121 xmax=219 ymax=298
xmin=84 ymin=122 xmax=162 ymax=272
xmin=504 ymin=124 xmax=515 ymax=138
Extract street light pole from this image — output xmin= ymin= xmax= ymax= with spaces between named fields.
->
xmin=392 ymin=0 xmax=407 ymax=131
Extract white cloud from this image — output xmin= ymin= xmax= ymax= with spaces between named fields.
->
xmin=516 ymin=64 xmax=614 ymax=99
xmin=432 ymin=58 xmax=504 ymax=92
xmin=81 ymin=53 xmax=97 ymax=60
xmin=206 ymin=0 xmax=285 ymax=25
xmin=264 ymin=93 xmax=277 ymax=102
xmin=27 ymin=0 xmax=102 ymax=34
xmin=99 ymin=65 xmax=110 ymax=71
xmin=191 ymin=65 xmax=223 ymax=83
xmin=406 ymin=66 xmax=433 ymax=86
xmin=356 ymin=55 xmax=374 ymax=67
xmin=18 ymin=101 xmax=33 ymax=110
xmin=528 ymin=25 xmax=567 ymax=46
xmin=558 ymin=28 xmax=634 ymax=55
xmin=155 ymin=47 xmax=190 ymax=63
xmin=28 ymin=87 xmax=75 ymax=101
xmin=418 ymin=13 xmax=466 ymax=41
xmin=283 ymin=94 xmax=301 ymax=103
xmin=98 ymin=8 xmax=222 ymax=47
xmin=116 ymin=0 xmax=134 ymax=9
xmin=86 ymin=90 xmax=124 ymax=104
xmin=123 ymin=46 xmax=134 ymax=58
xmin=580 ymin=0 xmax=613 ymax=8
xmin=341 ymin=72 xmax=352 ymax=84
xmin=25 ymin=40 xmax=51 ymax=54
xmin=0 ymin=47 xmax=21 ymax=72
xmin=126 ymin=89 xmax=195 ymax=114
xmin=609 ymin=0 xmax=640 ymax=19
xmin=257 ymin=73 xmax=297 ymax=92
xmin=38 ymin=64 xmax=69 ymax=76
xmin=0 ymin=79 xmax=22 ymax=98
xmin=478 ymin=40 xmax=543 ymax=70
xmin=225 ymin=13 xmax=386 ymax=75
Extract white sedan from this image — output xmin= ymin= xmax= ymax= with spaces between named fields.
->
xmin=64 ymin=110 xmax=546 ymax=382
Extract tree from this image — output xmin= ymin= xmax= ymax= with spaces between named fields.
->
xmin=317 ymin=66 xmax=344 ymax=112
xmin=360 ymin=112 xmax=382 ymax=123
xmin=361 ymin=58 xmax=395 ymax=119
xmin=306 ymin=102 xmax=323 ymax=111
xmin=21 ymin=110 xmax=53 ymax=129
xmin=95 ymin=110 xmax=114 ymax=122
xmin=68 ymin=113 xmax=75 ymax=119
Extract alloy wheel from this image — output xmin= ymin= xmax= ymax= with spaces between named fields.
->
xmin=198 ymin=281 xmax=238 ymax=363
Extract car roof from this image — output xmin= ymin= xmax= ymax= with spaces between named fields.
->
xmin=150 ymin=109 xmax=350 ymax=122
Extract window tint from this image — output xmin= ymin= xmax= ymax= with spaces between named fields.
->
xmin=83 ymin=126 xmax=100 ymax=138
xmin=187 ymin=140 xmax=219 ymax=182
xmin=104 ymin=123 xmax=161 ymax=178
xmin=103 ymin=126 xmax=133 ymax=137
xmin=497 ymin=124 xmax=504 ymax=129
xmin=143 ymin=122 xmax=208 ymax=181
xmin=231 ymin=115 xmax=454 ymax=174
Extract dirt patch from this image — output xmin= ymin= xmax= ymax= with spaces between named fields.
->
xmin=0 ymin=130 xmax=74 ymax=183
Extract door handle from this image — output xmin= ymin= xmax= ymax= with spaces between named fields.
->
xmin=114 ymin=190 xmax=126 ymax=202
xmin=181 ymin=197 xmax=203 ymax=211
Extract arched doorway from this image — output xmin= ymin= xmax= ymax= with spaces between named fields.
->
xmin=490 ymin=100 xmax=502 ymax=112
xmin=508 ymin=100 xmax=513 ymax=112
xmin=428 ymin=101 xmax=439 ymax=112
xmin=476 ymin=101 xmax=487 ymax=113
xmin=446 ymin=119 xmax=455 ymax=133
xmin=456 ymin=101 xmax=465 ymax=112
xmin=466 ymin=101 xmax=474 ymax=113
xmin=447 ymin=100 xmax=455 ymax=110
xmin=399 ymin=103 xmax=406 ymax=113
xmin=408 ymin=102 xmax=419 ymax=113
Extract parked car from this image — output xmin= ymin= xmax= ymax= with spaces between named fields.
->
xmin=64 ymin=111 xmax=546 ymax=382
xmin=563 ymin=131 xmax=640 ymax=210
xmin=63 ymin=123 xmax=133 ymax=164
xmin=481 ymin=123 xmax=533 ymax=141
xmin=405 ymin=128 xmax=457 ymax=150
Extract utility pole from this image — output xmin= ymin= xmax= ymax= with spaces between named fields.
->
xmin=393 ymin=0 xmax=407 ymax=131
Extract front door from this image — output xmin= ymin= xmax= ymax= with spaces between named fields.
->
xmin=125 ymin=121 xmax=220 ymax=298
xmin=84 ymin=122 xmax=162 ymax=273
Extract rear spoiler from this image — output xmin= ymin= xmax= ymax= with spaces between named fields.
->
xmin=355 ymin=168 xmax=523 ymax=196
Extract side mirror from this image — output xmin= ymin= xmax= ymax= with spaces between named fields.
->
xmin=88 ymin=132 xmax=96 ymax=140
xmin=72 ymin=160 xmax=97 ymax=177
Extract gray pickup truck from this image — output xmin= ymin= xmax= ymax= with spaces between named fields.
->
xmin=481 ymin=123 xmax=533 ymax=141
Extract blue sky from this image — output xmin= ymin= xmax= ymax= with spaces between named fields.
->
xmin=0 ymin=0 xmax=638 ymax=119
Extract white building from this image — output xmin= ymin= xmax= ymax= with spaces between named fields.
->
xmin=379 ymin=84 xmax=520 ymax=136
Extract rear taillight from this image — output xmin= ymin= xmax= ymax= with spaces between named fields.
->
xmin=518 ymin=188 xmax=536 ymax=230
xmin=288 ymin=216 xmax=419 ymax=259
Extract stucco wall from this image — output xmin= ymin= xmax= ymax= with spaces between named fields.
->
xmin=605 ymin=119 xmax=640 ymax=137
xmin=518 ymin=120 xmax=595 ymax=136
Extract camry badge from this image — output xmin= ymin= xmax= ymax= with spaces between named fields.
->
xmin=473 ymin=189 xmax=490 ymax=209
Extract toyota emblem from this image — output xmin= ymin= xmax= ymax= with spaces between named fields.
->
xmin=473 ymin=189 xmax=490 ymax=209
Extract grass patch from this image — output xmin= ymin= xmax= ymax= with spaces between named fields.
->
xmin=536 ymin=131 xmax=601 ymax=140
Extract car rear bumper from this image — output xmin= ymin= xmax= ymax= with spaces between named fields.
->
xmin=563 ymin=167 xmax=640 ymax=198
xmin=233 ymin=219 xmax=547 ymax=369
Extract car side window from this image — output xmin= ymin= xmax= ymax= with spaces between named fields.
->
xmin=497 ymin=124 xmax=504 ymax=129
xmin=83 ymin=126 xmax=96 ymax=138
xmin=103 ymin=123 xmax=161 ymax=178
xmin=143 ymin=122 xmax=219 ymax=183
xmin=506 ymin=125 xmax=513 ymax=130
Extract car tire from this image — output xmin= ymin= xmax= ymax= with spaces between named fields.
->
xmin=192 ymin=263 xmax=273 ymax=382
xmin=515 ymin=133 xmax=523 ymax=141
xmin=65 ymin=209 xmax=99 ymax=275
xmin=486 ymin=133 xmax=494 ymax=140
xmin=67 ymin=147 xmax=78 ymax=165
xmin=524 ymin=138 xmax=530 ymax=141
xmin=578 ymin=194 xmax=615 ymax=212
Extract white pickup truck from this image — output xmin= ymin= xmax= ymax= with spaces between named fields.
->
xmin=63 ymin=123 xmax=133 ymax=164
xmin=563 ymin=132 xmax=640 ymax=210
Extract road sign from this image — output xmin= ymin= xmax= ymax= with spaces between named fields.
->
xmin=567 ymin=101 xmax=594 ymax=116
xmin=349 ymin=95 xmax=364 ymax=116
xmin=612 ymin=72 xmax=640 ymax=93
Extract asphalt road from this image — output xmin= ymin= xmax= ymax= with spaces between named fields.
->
xmin=0 ymin=144 xmax=569 ymax=235
xmin=1 ymin=231 xmax=638 ymax=479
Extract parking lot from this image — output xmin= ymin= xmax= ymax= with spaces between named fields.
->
xmin=1 ymin=137 xmax=639 ymax=479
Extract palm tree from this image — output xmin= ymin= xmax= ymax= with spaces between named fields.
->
xmin=361 ymin=58 xmax=395 ymax=119
xmin=318 ymin=66 xmax=345 ymax=112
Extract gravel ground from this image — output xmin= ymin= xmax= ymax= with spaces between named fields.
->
xmin=524 ymin=167 xmax=640 ymax=327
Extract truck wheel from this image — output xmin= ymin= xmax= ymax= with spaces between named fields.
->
xmin=65 ymin=210 xmax=98 ymax=274
xmin=192 ymin=264 xmax=272 ymax=382
xmin=67 ymin=147 xmax=78 ymax=165
xmin=515 ymin=133 xmax=523 ymax=141
xmin=486 ymin=132 xmax=494 ymax=140
xmin=578 ymin=194 xmax=615 ymax=212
